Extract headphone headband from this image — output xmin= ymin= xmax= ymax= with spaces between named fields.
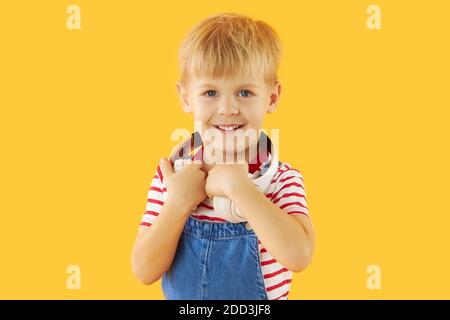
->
xmin=169 ymin=131 xmax=278 ymax=192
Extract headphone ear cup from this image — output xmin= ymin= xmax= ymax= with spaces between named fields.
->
xmin=230 ymin=202 xmax=246 ymax=222
xmin=173 ymin=159 xmax=187 ymax=172
xmin=213 ymin=196 xmax=244 ymax=223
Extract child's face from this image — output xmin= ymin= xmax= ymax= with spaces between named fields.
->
xmin=176 ymin=74 xmax=281 ymax=159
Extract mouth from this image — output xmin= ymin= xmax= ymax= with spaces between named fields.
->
xmin=211 ymin=124 xmax=246 ymax=133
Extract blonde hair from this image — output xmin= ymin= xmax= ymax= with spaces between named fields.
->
xmin=178 ymin=13 xmax=282 ymax=86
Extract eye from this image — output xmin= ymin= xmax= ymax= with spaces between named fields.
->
xmin=238 ymin=90 xmax=253 ymax=97
xmin=204 ymin=90 xmax=218 ymax=97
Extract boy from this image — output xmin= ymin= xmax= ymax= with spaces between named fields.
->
xmin=131 ymin=12 xmax=315 ymax=300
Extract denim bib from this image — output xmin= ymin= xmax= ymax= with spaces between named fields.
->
xmin=162 ymin=216 xmax=269 ymax=300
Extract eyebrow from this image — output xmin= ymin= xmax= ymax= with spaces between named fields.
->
xmin=196 ymin=84 xmax=216 ymax=89
xmin=196 ymin=83 xmax=261 ymax=89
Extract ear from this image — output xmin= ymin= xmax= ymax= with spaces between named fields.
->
xmin=267 ymin=82 xmax=281 ymax=113
xmin=176 ymin=81 xmax=192 ymax=113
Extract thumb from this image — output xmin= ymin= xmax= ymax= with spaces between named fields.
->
xmin=159 ymin=158 xmax=174 ymax=178
xmin=192 ymin=159 xmax=203 ymax=168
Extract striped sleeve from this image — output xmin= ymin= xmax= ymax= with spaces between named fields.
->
xmin=139 ymin=164 xmax=166 ymax=227
xmin=269 ymin=164 xmax=309 ymax=217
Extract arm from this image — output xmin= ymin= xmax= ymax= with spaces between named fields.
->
xmin=228 ymin=178 xmax=315 ymax=272
xmin=205 ymin=163 xmax=315 ymax=273
xmin=131 ymin=158 xmax=206 ymax=285
xmin=131 ymin=201 xmax=190 ymax=285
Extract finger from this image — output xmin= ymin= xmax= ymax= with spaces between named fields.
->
xmin=191 ymin=159 xmax=204 ymax=168
xmin=159 ymin=158 xmax=174 ymax=178
xmin=204 ymin=178 xmax=212 ymax=199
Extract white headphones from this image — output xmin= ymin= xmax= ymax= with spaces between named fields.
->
xmin=169 ymin=131 xmax=278 ymax=223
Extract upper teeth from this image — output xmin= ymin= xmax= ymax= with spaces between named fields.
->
xmin=217 ymin=125 xmax=240 ymax=131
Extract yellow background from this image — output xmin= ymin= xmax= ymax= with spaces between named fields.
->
xmin=1 ymin=0 xmax=449 ymax=299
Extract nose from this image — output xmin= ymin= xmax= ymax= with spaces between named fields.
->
xmin=218 ymin=97 xmax=239 ymax=115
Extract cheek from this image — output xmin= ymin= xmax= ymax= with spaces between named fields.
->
xmin=242 ymin=107 xmax=265 ymax=127
xmin=192 ymin=99 xmax=216 ymax=123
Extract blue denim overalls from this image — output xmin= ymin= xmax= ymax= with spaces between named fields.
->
xmin=163 ymin=131 xmax=273 ymax=300
xmin=162 ymin=216 xmax=269 ymax=300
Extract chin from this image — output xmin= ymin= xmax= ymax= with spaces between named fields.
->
xmin=200 ymin=125 xmax=260 ymax=160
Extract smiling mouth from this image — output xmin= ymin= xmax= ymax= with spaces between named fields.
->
xmin=211 ymin=124 xmax=246 ymax=132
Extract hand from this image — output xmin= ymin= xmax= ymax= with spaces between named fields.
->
xmin=159 ymin=158 xmax=207 ymax=214
xmin=205 ymin=162 xmax=250 ymax=199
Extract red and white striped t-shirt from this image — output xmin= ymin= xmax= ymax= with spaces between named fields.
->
xmin=139 ymin=156 xmax=309 ymax=300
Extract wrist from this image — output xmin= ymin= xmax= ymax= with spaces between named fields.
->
xmin=225 ymin=175 xmax=254 ymax=199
